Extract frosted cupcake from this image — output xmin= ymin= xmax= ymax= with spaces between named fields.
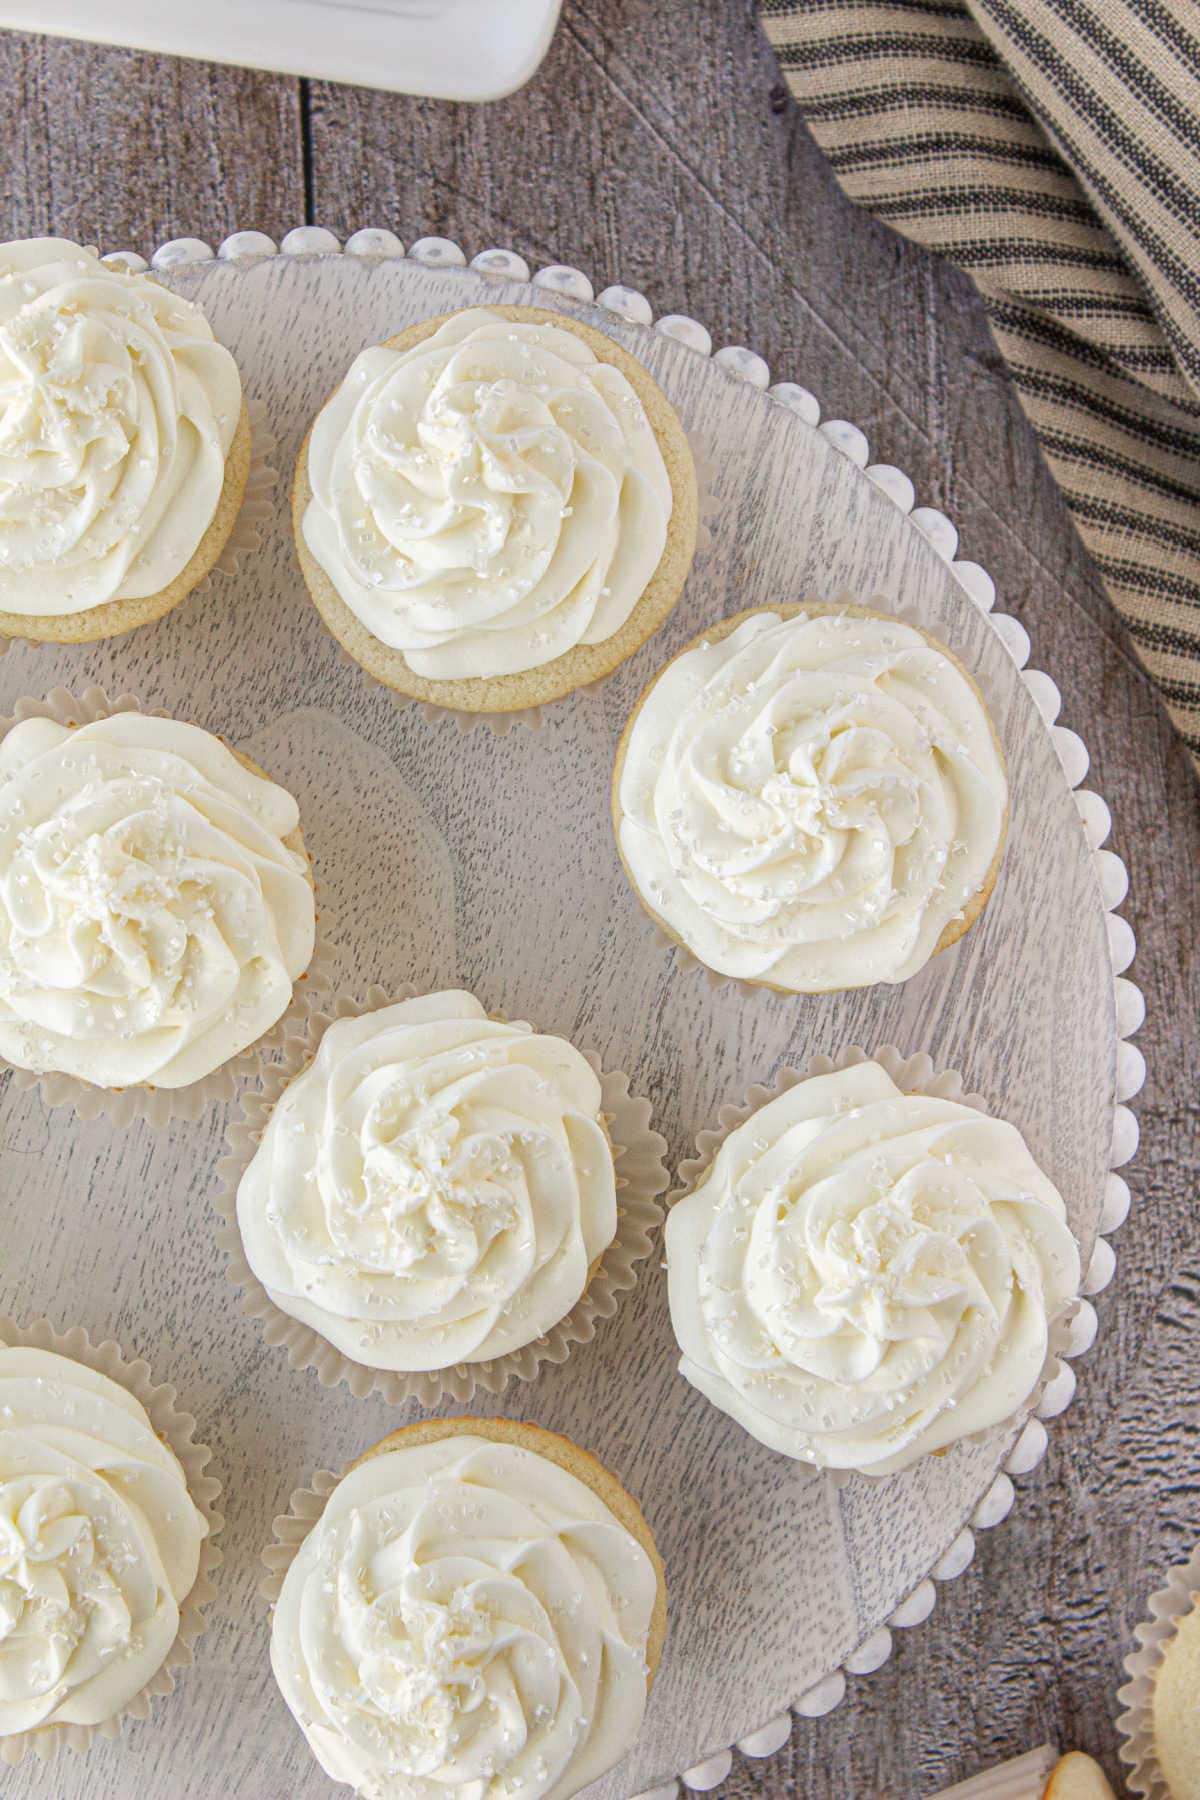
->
xmin=1149 ymin=1602 xmax=1200 ymax=1798
xmin=268 ymin=1417 xmax=665 ymax=1800
xmin=235 ymin=991 xmax=621 ymax=1376
xmin=667 ymin=1058 xmax=1080 ymax=1476
xmin=613 ymin=603 xmax=1009 ymax=993
xmin=1118 ymin=1542 xmax=1200 ymax=1800
xmin=0 ymin=238 xmax=248 ymax=642
xmin=0 ymin=1342 xmax=210 ymax=1748
xmin=0 ymin=709 xmax=315 ymax=1093
xmin=1144 ymin=1598 xmax=1200 ymax=1792
xmin=294 ymin=303 xmax=698 ymax=714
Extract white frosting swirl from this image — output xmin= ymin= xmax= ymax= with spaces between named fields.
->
xmin=667 ymin=1062 xmax=1080 ymax=1475
xmin=0 ymin=1345 xmax=206 ymax=1735
xmin=0 ymin=238 xmax=242 ymax=616
xmin=237 ymin=992 xmax=617 ymax=1369
xmin=0 ymin=713 xmax=315 ymax=1089
xmin=616 ymin=609 xmax=1008 ymax=991
xmin=302 ymin=307 xmax=674 ymax=680
xmin=271 ymin=1435 xmax=656 ymax=1800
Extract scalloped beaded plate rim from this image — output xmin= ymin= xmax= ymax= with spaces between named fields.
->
xmin=96 ymin=225 xmax=1143 ymax=1798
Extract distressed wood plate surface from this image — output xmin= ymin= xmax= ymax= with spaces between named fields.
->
xmin=0 ymin=251 xmax=1116 ymax=1798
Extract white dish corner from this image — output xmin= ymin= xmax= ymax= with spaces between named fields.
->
xmin=0 ymin=0 xmax=563 ymax=101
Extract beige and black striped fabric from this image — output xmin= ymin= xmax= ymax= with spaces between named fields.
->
xmin=761 ymin=0 xmax=1200 ymax=767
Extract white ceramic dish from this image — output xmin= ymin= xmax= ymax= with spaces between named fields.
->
xmin=0 ymin=227 xmax=1143 ymax=1799
xmin=0 ymin=0 xmax=562 ymax=100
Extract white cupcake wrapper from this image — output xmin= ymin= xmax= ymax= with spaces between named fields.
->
xmin=1115 ymin=1539 xmax=1200 ymax=1798
xmin=0 ymin=687 xmax=336 ymax=1131
xmin=926 ymin=1745 xmax=1061 ymax=1799
xmin=671 ymin=1043 xmax=1080 ymax=1488
xmin=0 ymin=1315 xmax=223 ymax=1767
xmin=214 ymin=984 xmax=669 ymax=1407
xmin=260 ymin=1466 xmax=342 ymax=1606
xmin=365 ymin=426 xmax=717 ymax=738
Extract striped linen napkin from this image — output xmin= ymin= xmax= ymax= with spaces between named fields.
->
xmin=760 ymin=0 xmax=1200 ymax=769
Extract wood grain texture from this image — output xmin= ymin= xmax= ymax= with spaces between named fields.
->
xmin=0 ymin=30 xmax=303 ymax=248
xmin=0 ymin=3 xmax=1196 ymax=1797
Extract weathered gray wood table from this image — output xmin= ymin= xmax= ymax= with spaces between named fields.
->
xmin=1 ymin=4 xmax=1197 ymax=1797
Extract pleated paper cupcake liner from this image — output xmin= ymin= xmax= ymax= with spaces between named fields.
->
xmin=260 ymin=1465 xmax=343 ymax=1607
xmin=0 ymin=1315 xmax=223 ymax=1768
xmin=672 ymin=1043 xmax=1080 ymax=1489
xmin=214 ymin=984 xmax=669 ymax=1407
xmin=1116 ymin=1539 xmax=1200 ymax=1799
xmin=0 ymin=687 xmax=336 ymax=1131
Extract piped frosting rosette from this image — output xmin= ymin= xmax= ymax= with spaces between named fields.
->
xmin=0 ymin=238 xmax=244 ymax=623
xmin=219 ymin=989 xmax=667 ymax=1405
xmin=303 ymin=306 xmax=675 ymax=681
xmin=0 ymin=1317 xmax=221 ymax=1766
xmin=295 ymin=303 xmax=700 ymax=724
xmin=667 ymin=1052 xmax=1081 ymax=1478
xmin=614 ymin=605 xmax=1009 ymax=992
xmin=0 ymin=689 xmax=324 ymax=1127
xmin=263 ymin=1426 xmax=662 ymax=1800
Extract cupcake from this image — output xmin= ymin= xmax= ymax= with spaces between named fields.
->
xmin=0 ymin=238 xmax=248 ymax=643
xmin=0 ymin=707 xmax=316 ymax=1093
xmin=234 ymin=991 xmax=627 ymax=1381
xmin=1149 ymin=1601 xmax=1200 ymax=1798
xmin=1118 ymin=1544 xmax=1200 ymax=1799
xmin=268 ymin=1417 xmax=665 ymax=1800
xmin=666 ymin=1057 xmax=1080 ymax=1477
xmin=613 ymin=602 xmax=1009 ymax=993
xmin=0 ymin=1341 xmax=211 ymax=1749
xmin=294 ymin=303 xmax=698 ymax=715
